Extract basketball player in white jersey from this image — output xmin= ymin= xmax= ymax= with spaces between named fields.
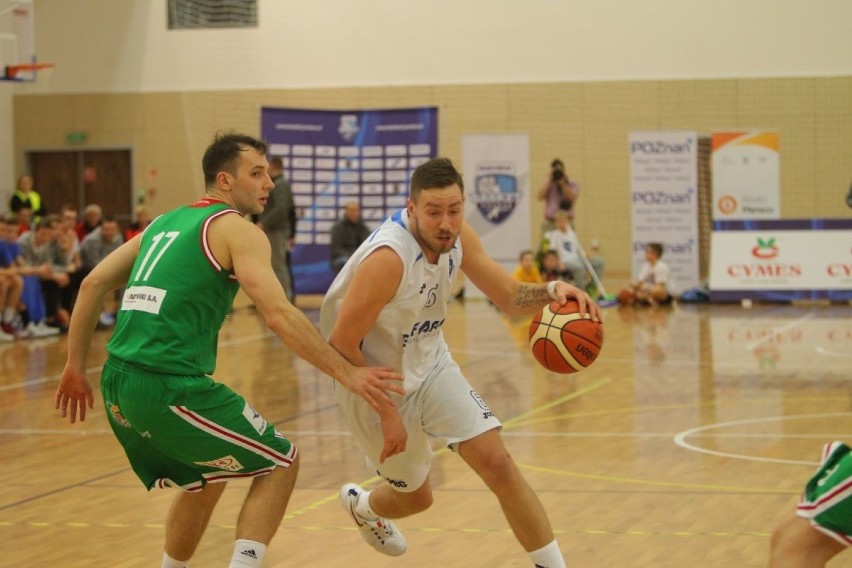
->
xmin=319 ymin=157 xmax=601 ymax=568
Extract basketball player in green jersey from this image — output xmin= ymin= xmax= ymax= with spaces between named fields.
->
xmin=770 ymin=441 xmax=852 ymax=567
xmin=54 ymin=133 xmax=404 ymax=568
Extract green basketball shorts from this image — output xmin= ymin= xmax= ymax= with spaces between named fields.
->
xmin=101 ymin=357 xmax=296 ymax=492
xmin=796 ymin=441 xmax=852 ymax=546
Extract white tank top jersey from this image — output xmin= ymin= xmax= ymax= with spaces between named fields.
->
xmin=320 ymin=209 xmax=463 ymax=393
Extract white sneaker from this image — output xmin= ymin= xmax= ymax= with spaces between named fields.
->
xmin=339 ymin=483 xmax=407 ymax=556
xmin=0 ymin=328 xmax=13 ymax=342
xmin=27 ymin=321 xmax=61 ymax=337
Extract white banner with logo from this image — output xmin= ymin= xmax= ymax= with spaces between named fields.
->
xmin=709 ymin=219 xmax=852 ymax=302
xmin=462 ymin=134 xmax=530 ymax=299
xmin=711 ymin=131 xmax=780 ymax=220
xmin=629 ymin=131 xmax=699 ymax=295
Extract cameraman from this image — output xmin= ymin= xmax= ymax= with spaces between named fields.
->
xmin=538 ymin=158 xmax=580 ymax=232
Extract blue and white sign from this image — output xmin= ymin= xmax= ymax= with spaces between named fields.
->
xmin=462 ymin=134 xmax=530 ymax=298
xmin=261 ymin=107 xmax=438 ymax=294
xmin=629 ymin=131 xmax=699 ymax=294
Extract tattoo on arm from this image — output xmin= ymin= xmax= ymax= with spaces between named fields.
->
xmin=513 ymin=284 xmax=551 ymax=309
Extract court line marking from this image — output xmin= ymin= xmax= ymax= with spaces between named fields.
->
xmin=673 ymin=413 xmax=852 ymax=466
xmin=815 ymin=346 xmax=852 ymax=359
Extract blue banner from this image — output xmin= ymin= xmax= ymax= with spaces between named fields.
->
xmin=261 ymin=107 xmax=438 ymax=294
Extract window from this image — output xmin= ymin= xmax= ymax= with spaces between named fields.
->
xmin=167 ymin=0 xmax=257 ymax=30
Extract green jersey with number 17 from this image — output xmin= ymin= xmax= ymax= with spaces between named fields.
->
xmin=107 ymin=198 xmax=242 ymax=375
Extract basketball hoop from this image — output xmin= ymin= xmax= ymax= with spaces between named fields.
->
xmin=4 ymin=61 xmax=53 ymax=80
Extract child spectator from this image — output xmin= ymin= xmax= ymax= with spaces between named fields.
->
xmin=540 ymin=249 xmax=568 ymax=282
xmin=543 ymin=210 xmax=605 ymax=291
xmin=619 ymin=242 xmax=673 ymax=306
xmin=512 ymin=250 xmax=543 ymax=283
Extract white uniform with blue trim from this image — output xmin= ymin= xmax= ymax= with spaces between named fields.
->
xmin=320 ymin=209 xmax=502 ymax=491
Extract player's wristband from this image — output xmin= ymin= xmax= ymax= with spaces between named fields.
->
xmin=547 ymin=280 xmax=559 ymax=300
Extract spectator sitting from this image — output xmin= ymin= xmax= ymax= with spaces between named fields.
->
xmin=512 ymin=250 xmax=543 ymax=283
xmin=79 ymin=215 xmax=124 ymax=326
xmin=1 ymin=217 xmax=60 ymax=336
xmin=75 ymin=203 xmax=102 ymax=241
xmin=58 ymin=205 xmax=83 ymax=300
xmin=540 ymin=249 xmax=569 ymax=282
xmin=0 ymin=217 xmax=28 ymax=340
xmin=124 ymin=206 xmax=151 ymax=241
xmin=619 ymin=242 xmax=673 ymax=307
xmin=330 ymin=202 xmax=371 ymax=273
xmin=17 ymin=215 xmax=73 ymax=330
xmin=14 ymin=207 xmax=34 ymax=235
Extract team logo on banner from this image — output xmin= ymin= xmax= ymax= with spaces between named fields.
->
xmin=472 ymin=163 xmax=519 ymax=224
xmin=338 ymin=114 xmax=359 ymax=141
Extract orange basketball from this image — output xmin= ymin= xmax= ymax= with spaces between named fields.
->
xmin=528 ymin=300 xmax=604 ymax=374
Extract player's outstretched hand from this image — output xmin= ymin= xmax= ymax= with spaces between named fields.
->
xmin=551 ymin=281 xmax=602 ymax=323
xmin=54 ymin=366 xmax=94 ymax=423
xmin=342 ymin=367 xmax=405 ymax=412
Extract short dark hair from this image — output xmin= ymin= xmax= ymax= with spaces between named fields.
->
xmin=551 ymin=159 xmax=564 ymax=169
xmin=269 ymin=156 xmax=284 ymax=169
xmin=647 ymin=242 xmax=664 ymax=257
xmin=202 ymin=132 xmax=268 ymax=187
xmin=409 ymin=157 xmax=464 ymax=201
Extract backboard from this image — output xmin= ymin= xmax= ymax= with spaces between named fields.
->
xmin=0 ymin=0 xmax=52 ymax=82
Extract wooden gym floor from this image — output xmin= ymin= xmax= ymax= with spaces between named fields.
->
xmin=1 ymin=298 xmax=850 ymax=567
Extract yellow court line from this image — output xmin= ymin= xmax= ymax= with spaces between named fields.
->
xmin=515 ymin=462 xmax=798 ymax=494
xmin=501 ymin=377 xmax=614 ymax=430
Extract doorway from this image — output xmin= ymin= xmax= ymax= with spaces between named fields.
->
xmin=28 ymin=149 xmax=133 ymax=223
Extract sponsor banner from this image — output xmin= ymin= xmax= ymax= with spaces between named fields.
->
xmin=629 ymin=131 xmax=699 ymax=294
xmin=711 ymin=131 xmax=780 ymax=220
xmin=709 ymin=219 xmax=852 ymax=301
xmin=461 ymin=134 xmax=530 ymax=298
xmin=261 ymin=107 xmax=438 ymax=294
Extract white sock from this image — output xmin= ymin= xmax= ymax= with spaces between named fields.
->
xmin=354 ymin=490 xmax=378 ymax=520
xmin=3 ymin=308 xmax=13 ymax=323
xmin=229 ymin=539 xmax=266 ymax=568
xmin=528 ymin=539 xmax=566 ymax=568
xmin=161 ymin=552 xmax=189 ymax=568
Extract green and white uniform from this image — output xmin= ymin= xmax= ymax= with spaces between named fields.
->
xmin=103 ymin=198 xmax=296 ymax=492
xmin=796 ymin=441 xmax=852 ymax=546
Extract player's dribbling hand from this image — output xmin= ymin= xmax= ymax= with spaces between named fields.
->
xmin=345 ymin=367 xmax=405 ymax=412
xmin=551 ymin=281 xmax=602 ymax=323
xmin=54 ymin=366 xmax=94 ymax=423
